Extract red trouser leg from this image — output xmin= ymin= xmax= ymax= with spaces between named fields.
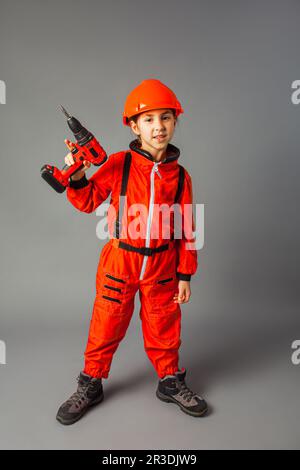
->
xmin=139 ymin=273 xmax=182 ymax=379
xmin=83 ymin=241 xmax=139 ymax=379
xmin=138 ymin=244 xmax=182 ymax=378
xmin=83 ymin=293 xmax=136 ymax=379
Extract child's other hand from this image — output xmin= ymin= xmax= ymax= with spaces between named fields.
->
xmin=64 ymin=139 xmax=91 ymax=181
xmin=173 ymin=280 xmax=191 ymax=304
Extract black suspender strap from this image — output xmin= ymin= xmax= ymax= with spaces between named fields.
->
xmin=120 ymin=152 xmax=132 ymax=197
xmin=170 ymin=165 xmax=185 ymax=242
xmin=174 ymin=165 xmax=185 ymax=204
xmin=115 ymin=152 xmax=132 ymax=239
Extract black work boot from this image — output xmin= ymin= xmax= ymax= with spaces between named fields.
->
xmin=156 ymin=368 xmax=208 ymax=417
xmin=56 ymin=371 xmax=104 ymax=425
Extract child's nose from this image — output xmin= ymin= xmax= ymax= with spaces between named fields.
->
xmin=154 ymin=119 xmax=165 ymax=128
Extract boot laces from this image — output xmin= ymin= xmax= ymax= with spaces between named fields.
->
xmin=66 ymin=375 xmax=98 ymax=409
xmin=177 ymin=380 xmax=197 ymax=403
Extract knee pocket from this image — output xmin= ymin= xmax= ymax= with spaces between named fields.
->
xmin=91 ymin=298 xmax=130 ymax=341
xmin=145 ymin=309 xmax=181 ymax=346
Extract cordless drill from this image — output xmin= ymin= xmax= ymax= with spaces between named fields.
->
xmin=41 ymin=106 xmax=107 ymax=193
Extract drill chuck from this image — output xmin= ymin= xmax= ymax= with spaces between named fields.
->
xmin=60 ymin=105 xmax=90 ymax=145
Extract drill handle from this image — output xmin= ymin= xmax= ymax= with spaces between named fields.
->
xmin=62 ymin=162 xmax=84 ymax=175
xmin=41 ymin=129 xmax=107 ymax=193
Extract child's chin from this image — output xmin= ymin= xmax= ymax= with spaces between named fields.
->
xmin=152 ymin=139 xmax=168 ymax=148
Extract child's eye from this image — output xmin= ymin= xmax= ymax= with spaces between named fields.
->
xmin=145 ymin=116 xmax=170 ymax=122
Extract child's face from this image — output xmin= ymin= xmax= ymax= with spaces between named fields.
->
xmin=130 ymin=108 xmax=177 ymax=152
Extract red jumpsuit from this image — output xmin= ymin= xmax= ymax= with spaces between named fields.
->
xmin=66 ymin=139 xmax=197 ymax=379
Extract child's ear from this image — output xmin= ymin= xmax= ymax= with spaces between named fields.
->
xmin=129 ymin=119 xmax=136 ymax=132
xmin=130 ymin=120 xmax=140 ymax=136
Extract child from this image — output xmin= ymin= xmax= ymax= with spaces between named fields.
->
xmin=56 ymin=79 xmax=208 ymax=425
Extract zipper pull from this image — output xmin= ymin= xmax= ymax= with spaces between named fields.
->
xmin=154 ymin=165 xmax=162 ymax=179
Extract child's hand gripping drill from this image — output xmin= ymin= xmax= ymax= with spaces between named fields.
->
xmin=64 ymin=139 xmax=91 ymax=180
xmin=41 ymin=106 xmax=107 ymax=193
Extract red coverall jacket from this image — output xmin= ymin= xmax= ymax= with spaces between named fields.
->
xmin=66 ymin=139 xmax=198 ymax=379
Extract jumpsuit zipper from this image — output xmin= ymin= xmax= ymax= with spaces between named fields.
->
xmin=139 ymin=161 xmax=162 ymax=281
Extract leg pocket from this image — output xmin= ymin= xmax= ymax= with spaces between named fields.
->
xmin=97 ymin=271 xmax=129 ymax=314
xmin=149 ymin=273 xmax=179 ymax=315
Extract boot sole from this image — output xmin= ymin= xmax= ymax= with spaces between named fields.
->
xmin=156 ymin=390 xmax=208 ymax=417
xmin=56 ymin=393 xmax=104 ymax=426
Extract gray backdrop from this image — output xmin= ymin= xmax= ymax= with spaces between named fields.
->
xmin=0 ymin=0 xmax=299 ymax=450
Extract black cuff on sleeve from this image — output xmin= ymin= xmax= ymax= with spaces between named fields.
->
xmin=69 ymin=174 xmax=90 ymax=189
xmin=176 ymin=272 xmax=191 ymax=281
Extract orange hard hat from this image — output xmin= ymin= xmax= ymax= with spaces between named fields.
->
xmin=122 ymin=78 xmax=184 ymax=126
